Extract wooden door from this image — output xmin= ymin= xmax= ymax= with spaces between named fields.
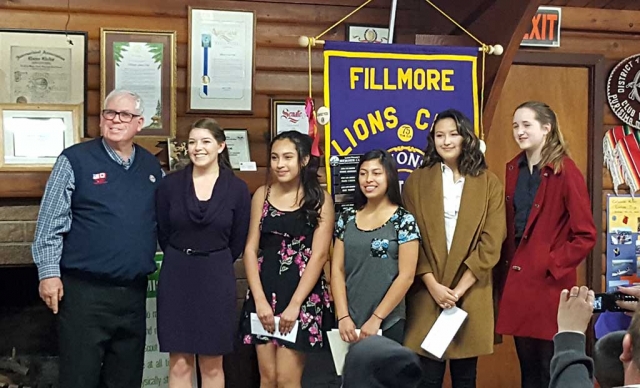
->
xmin=476 ymin=62 xmax=588 ymax=388
xmin=466 ymin=54 xmax=602 ymax=388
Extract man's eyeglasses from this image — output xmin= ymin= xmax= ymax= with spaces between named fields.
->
xmin=101 ymin=109 xmax=141 ymax=123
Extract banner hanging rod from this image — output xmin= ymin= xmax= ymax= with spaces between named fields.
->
xmin=297 ymin=36 xmax=504 ymax=55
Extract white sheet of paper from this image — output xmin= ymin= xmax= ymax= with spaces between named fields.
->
xmin=239 ymin=161 xmax=257 ymax=171
xmin=326 ymin=329 xmax=382 ymax=376
xmin=250 ymin=313 xmax=299 ymax=343
xmin=420 ymin=307 xmax=468 ymax=359
xmin=10 ymin=118 xmax=66 ymax=157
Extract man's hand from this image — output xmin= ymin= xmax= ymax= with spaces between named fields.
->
xmin=557 ymin=286 xmax=595 ymax=334
xmin=39 ymin=277 xmax=64 ymax=314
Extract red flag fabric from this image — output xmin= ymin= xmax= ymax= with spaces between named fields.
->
xmin=305 ymin=97 xmax=321 ymax=157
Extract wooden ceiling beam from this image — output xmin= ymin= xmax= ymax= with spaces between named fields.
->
xmin=412 ymin=0 xmax=487 ymax=35
xmin=464 ymin=0 xmax=544 ymax=135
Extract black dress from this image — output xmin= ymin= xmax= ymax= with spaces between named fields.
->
xmin=239 ymin=188 xmax=331 ymax=351
xmin=156 ymin=165 xmax=251 ymax=355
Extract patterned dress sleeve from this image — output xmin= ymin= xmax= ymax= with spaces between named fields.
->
xmin=393 ymin=207 xmax=421 ymax=244
xmin=335 ymin=208 xmax=356 ymax=241
xmin=335 ymin=210 xmax=348 ymax=241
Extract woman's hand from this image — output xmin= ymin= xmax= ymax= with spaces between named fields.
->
xmin=360 ymin=315 xmax=382 ymax=339
xmin=427 ymin=282 xmax=459 ymax=309
xmin=452 ymin=286 xmax=467 ymax=301
xmin=338 ymin=316 xmax=359 ymax=343
xmin=279 ymin=303 xmax=301 ymax=335
xmin=256 ymin=299 xmax=275 ymax=334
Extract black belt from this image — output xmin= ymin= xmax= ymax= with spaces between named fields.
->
xmin=169 ymin=244 xmax=227 ymax=256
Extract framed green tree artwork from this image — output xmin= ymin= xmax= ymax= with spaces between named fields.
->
xmin=100 ymin=29 xmax=176 ymax=138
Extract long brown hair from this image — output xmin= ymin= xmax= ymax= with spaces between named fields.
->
xmin=268 ymin=131 xmax=324 ymax=225
xmin=515 ymin=101 xmax=568 ymax=173
xmin=190 ymin=118 xmax=233 ymax=170
xmin=421 ymin=109 xmax=487 ymax=177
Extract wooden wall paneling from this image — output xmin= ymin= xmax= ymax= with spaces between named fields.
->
xmin=599 ymin=0 xmax=640 ymax=10
xmin=88 ymin=41 xmax=328 ymax=73
xmin=0 ymin=0 xmax=405 ymax=198
xmin=86 ymin=65 xmax=325 ymax=95
xmin=546 ymin=0 xmax=591 ymax=7
xmin=464 ymin=0 xmax=544 ymax=134
xmin=0 ymin=0 xmax=417 ymax=16
xmin=412 ymin=1 xmax=493 ymax=36
xmin=0 ymin=3 xmax=418 ymax=31
xmin=553 ymin=7 xmax=640 ymax=296
xmin=561 ymin=31 xmax=640 ymax=60
xmin=0 ymin=174 xmax=48 ymax=198
xmin=561 ymin=7 xmax=640 ymax=33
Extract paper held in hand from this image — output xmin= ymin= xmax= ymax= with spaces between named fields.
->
xmin=326 ymin=329 xmax=382 ymax=376
xmin=250 ymin=313 xmax=299 ymax=343
xmin=420 ymin=307 xmax=468 ymax=359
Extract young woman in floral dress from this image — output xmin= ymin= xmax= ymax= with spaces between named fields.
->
xmin=239 ymin=131 xmax=334 ymax=387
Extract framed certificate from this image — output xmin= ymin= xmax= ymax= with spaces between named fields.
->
xmin=187 ymin=8 xmax=256 ymax=114
xmin=270 ymin=99 xmax=309 ymax=139
xmin=0 ymin=29 xmax=87 ymax=133
xmin=101 ymin=28 xmax=177 ymax=139
xmin=346 ymin=25 xmax=390 ymax=44
xmin=0 ymin=103 xmax=81 ymax=170
xmin=224 ymin=129 xmax=251 ymax=169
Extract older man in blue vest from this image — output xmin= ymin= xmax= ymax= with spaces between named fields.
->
xmin=32 ymin=89 xmax=163 ymax=388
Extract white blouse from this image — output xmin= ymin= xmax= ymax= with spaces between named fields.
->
xmin=442 ymin=164 xmax=465 ymax=252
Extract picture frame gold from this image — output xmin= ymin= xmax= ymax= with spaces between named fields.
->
xmin=0 ymin=103 xmax=82 ymax=171
xmin=100 ymin=28 xmax=177 ymax=139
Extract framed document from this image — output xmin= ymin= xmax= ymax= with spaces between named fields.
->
xmin=101 ymin=28 xmax=177 ymax=139
xmin=0 ymin=103 xmax=81 ymax=171
xmin=188 ymin=8 xmax=255 ymax=114
xmin=346 ymin=25 xmax=390 ymax=44
xmin=224 ymin=129 xmax=251 ymax=169
xmin=0 ymin=29 xmax=87 ymax=133
xmin=270 ymin=99 xmax=309 ymax=139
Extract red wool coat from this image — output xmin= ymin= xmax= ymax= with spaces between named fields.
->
xmin=495 ymin=154 xmax=596 ymax=341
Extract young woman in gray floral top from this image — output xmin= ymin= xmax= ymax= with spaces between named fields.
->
xmin=331 ymin=149 xmax=420 ymax=344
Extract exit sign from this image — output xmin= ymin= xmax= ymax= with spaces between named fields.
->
xmin=521 ymin=6 xmax=561 ymax=47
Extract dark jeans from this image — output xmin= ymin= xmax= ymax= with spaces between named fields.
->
xmin=419 ymin=355 xmax=478 ymax=388
xmin=58 ymin=272 xmax=147 ymax=388
xmin=382 ymin=319 xmax=405 ymax=344
xmin=514 ymin=336 xmax=554 ymax=388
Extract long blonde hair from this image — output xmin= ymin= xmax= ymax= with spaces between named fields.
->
xmin=515 ymin=101 xmax=568 ymax=173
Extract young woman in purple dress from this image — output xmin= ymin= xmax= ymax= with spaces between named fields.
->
xmin=239 ymin=131 xmax=334 ymax=387
xmin=156 ymin=118 xmax=251 ymax=388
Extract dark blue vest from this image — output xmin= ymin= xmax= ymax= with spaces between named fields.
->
xmin=60 ymin=138 xmax=160 ymax=282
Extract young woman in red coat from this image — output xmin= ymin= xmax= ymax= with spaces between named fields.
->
xmin=495 ymin=101 xmax=596 ymax=388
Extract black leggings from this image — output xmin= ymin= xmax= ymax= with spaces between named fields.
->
xmin=514 ymin=336 xmax=554 ymax=388
xmin=419 ymin=355 xmax=478 ymax=388
xmin=382 ymin=319 xmax=405 ymax=344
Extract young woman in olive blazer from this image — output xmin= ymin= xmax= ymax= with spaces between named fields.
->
xmin=403 ymin=109 xmax=506 ymax=388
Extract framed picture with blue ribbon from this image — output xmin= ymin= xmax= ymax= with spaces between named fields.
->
xmin=187 ymin=7 xmax=256 ymax=114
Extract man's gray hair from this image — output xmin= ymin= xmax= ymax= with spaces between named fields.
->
xmin=104 ymin=89 xmax=144 ymax=115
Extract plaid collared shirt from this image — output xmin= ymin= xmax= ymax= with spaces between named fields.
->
xmin=32 ymin=139 xmax=144 ymax=280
